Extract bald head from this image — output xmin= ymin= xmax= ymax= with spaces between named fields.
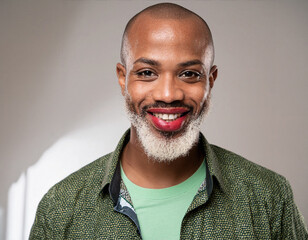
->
xmin=120 ymin=3 xmax=214 ymax=68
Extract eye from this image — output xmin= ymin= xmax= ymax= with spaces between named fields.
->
xmin=136 ymin=70 xmax=156 ymax=78
xmin=179 ymin=70 xmax=202 ymax=80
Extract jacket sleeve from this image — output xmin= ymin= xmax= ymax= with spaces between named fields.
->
xmin=29 ymin=191 xmax=54 ymax=239
xmin=272 ymin=179 xmax=308 ymax=239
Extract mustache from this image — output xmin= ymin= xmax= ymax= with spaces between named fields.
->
xmin=143 ymin=101 xmax=193 ymax=112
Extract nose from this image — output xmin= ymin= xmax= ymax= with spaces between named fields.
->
xmin=152 ymin=73 xmax=184 ymax=103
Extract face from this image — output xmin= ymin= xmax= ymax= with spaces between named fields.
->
xmin=117 ymin=15 xmax=217 ymax=161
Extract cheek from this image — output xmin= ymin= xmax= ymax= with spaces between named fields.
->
xmin=187 ymin=85 xmax=208 ymax=112
xmin=126 ymin=82 xmax=152 ymax=110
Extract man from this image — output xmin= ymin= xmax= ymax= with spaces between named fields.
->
xmin=30 ymin=3 xmax=307 ymax=239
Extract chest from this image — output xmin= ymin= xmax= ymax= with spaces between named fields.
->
xmin=53 ymin=191 xmax=272 ymax=239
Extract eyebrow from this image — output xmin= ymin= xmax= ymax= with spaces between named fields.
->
xmin=177 ymin=60 xmax=205 ymax=68
xmin=133 ymin=58 xmax=161 ymax=67
xmin=133 ymin=58 xmax=204 ymax=68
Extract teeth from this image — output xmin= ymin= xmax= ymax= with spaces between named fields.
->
xmin=153 ymin=113 xmax=181 ymax=121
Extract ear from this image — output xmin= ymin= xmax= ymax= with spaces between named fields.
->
xmin=116 ymin=63 xmax=127 ymax=96
xmin=209 ymin=65 xmax=218 ymax=89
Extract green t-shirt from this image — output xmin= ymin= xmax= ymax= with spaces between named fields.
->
xmin=121 ymin=161 xmax=206 ymax=240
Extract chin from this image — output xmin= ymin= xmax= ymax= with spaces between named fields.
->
xmin=137 ymin=121 xmax=200 ymax=162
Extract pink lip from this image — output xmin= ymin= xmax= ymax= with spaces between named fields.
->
xmin=147 ymin=108 xmax=189 ymax=132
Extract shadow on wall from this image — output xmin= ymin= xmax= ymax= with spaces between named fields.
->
xmin=0 ymin=1 xmax=127 ymax=239
xmin=6 ymin=122 xmax=128 ymax=239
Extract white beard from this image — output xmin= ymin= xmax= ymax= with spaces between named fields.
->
xmin=125 ymin=94 xmax=211 ymax=163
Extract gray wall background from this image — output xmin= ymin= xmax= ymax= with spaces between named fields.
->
xmin=0 ymin=0 xmax=307 ymax=238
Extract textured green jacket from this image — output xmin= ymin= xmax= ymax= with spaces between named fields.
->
xmin=30 ymin=130 xmax=308 ymax=239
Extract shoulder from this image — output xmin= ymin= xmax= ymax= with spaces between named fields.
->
xmin=30 ymin=152 xmax=114 ymax=237
xmin=39 ymin=151 xmax=113 ymax=209
xmin=208 ymin=144 xmax=308 ymax=237
xmin=210 ymin=144 xmax=291 ymax=199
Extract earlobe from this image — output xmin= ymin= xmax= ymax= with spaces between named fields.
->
xmin=209 ymin=65 xmax=218 ymax=89
xmin=116 ymin=63 xmax=126 ymax=96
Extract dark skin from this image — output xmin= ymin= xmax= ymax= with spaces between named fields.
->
xmin=117 ymin=14 xmax=218 ymax=189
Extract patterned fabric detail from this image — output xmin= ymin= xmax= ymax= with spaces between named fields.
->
xmin=197 ymin=179 xmax=206 ymax=193
xmin=29 ymin=129 xmax=308 ymax=239
xmin=120 ymin=180 xmax=133 ymax=206
xmin=118 ymin=195 xmax=134 ymax=212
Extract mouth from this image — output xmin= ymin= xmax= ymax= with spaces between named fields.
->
xmin=146 ymin=108 xmax=190 ymax=132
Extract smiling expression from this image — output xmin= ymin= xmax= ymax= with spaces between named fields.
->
xmin=117 ymin=14 xmax=217 ymax=139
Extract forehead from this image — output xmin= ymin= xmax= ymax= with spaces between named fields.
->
xmin=125 ymin=15 xmax=210 ymax=63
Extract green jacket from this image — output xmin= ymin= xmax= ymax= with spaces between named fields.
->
xmin=30 ymin=130 xmax=308 ymax=239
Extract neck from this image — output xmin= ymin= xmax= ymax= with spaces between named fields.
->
xmin=120 ymin=126 xmax=204 ymax=189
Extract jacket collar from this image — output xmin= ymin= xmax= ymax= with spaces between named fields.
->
xmin=101 ymin=129 xmax=130 ymax=200
xmin=101 ymin=129 xmax=225 ymax=203
xmin=200 ymin=134 xmax=226 ymax=193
